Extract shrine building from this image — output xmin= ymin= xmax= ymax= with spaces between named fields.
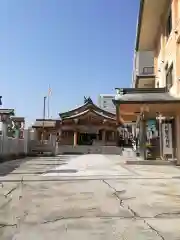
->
xmin=32 ymin=98 xmax=118 ymax=146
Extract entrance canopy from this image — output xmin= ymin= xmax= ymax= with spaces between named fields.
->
xmin=113 ymin=88 xmax=180 ymax=123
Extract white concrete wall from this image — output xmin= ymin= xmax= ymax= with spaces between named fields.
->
xmin=0 ymin=136 xmax=26 ymax=156
xmin=0 ymin=128 xmax=38 ymax=158
xmin=28 ymin=140 xmax=55 ymax=153
xmin=0 ymin=127 xmax=58 ymax=159
xmin=28 ymin=132 xmax=58 ymax=155
xmin=135 ymin=51 xmax=154 ymax=75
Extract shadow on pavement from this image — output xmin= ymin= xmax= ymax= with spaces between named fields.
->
xmin=62 ymin=152 xmax=84 ymax=155
xmin=44 ymin=169 xmax=78 ymax=174
xmin=0 ymin=158 xmax=31 ymax=177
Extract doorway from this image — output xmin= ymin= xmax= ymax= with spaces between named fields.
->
xmin=78 ymin=133 xmax=97 ymax=145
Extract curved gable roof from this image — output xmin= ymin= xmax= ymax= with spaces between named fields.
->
xmin=59 ymin=101 xmax=115 ymax=119
xmin=63 ymin=108 xmax=116 ymax=121
xmin=59 ymin=101 xmax=90 ymax=118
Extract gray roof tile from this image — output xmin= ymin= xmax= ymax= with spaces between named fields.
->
xmin=0 ymin=109 xmax=14 ymax=115
xmin=32 ymin=120 xmax=56 ymax=128
xmin=115 ymin=92 xmax=180 ymax=103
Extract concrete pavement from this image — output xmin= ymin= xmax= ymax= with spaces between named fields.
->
xmin=0 ymin=154 xmax=180 ymax=239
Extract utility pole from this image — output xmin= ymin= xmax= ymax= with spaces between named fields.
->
xmin=47 ymin=85 xmax=52 ymax=119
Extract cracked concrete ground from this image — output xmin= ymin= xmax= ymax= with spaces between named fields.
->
xmin=1 ymin=153 xmax=180 ymax=239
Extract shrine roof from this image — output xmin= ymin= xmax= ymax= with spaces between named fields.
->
xmin=0 ymin=109 xmax=15 ymax=115
xmin=11 ymin=117 xmax=25 ymax=122
xmin=93 ymin=110 xmax=116 ymax=120
xmin=63 ymin=108 xmax=116 ymax=121
xmin=59 ymin=100 xmax=115 ymax=120
xmin=32 ymin=119 xmax=57 ymax=128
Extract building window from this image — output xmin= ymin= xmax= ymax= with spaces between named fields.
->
xmin=142 ymin=67 xmax=154 ymax=75
xmin=166 ymin=64 xmax=173 ymax=90
xmin=166 ymin=8 xmax=172 ymax=38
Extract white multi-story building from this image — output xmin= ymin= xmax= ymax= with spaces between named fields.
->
xmin=98 ymin=94 xmax=116 ymax=113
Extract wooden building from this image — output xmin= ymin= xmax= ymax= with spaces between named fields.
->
xmin=113 ymin=87 xmax=180 ymax=161
xmin=32 ymin=119 xmax=61 ymax=141
xmin=59 ymin=98 xmax=117 ymax=146
xmin=32 ymin=98 xmax=118 ymax=146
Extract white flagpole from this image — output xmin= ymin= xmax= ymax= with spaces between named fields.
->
xmin=47 ymin=85 xmax=52 ymax=119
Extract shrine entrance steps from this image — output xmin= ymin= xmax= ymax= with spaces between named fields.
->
xmin=58 ymin=145 xmax=123 ymax=155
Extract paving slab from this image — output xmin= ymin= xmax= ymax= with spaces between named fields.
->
xmin=43 ymin=154 xmax=132 ymax=177
xmin=2 ymin=219 xmax=163 ymax=240
xmin=0 ymin=154 xmax=180 ymax=239
xmin=105 ymin=178 xmax=180 ymax=218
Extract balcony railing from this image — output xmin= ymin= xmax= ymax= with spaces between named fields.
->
xmin=141 ymin=67 xmax=154 ymax=75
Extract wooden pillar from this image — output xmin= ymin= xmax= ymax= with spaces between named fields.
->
xmin=41 ymin=131 xmax=43 ymax=141
xmin=74 ymin=131 xmax=78 ymax=146
xmin=102 ymin=130 xmax=106 ymax=142
xmin=112 ymin=131 xmax=115 ymax=141
xmin=97 ymin=132 xmax=99 ymax=140
xmin=49 ymin=133 xmax=52 ymax=142
xmin=115 ymin=130 xmax=119 ymax=145
xmin=139 ymin=118 xmax=146 ymax=160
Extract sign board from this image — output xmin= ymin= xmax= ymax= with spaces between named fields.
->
xmin=147 ymin=120 xmax=156 ymax=131
xmin=162 ymin=123 xmax=173 ymax=155
xmin=147 ymin=120 xmax=157 ymax=139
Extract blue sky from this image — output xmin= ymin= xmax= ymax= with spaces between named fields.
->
xmin=0 ymin=0 xmax=139 ymax=126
